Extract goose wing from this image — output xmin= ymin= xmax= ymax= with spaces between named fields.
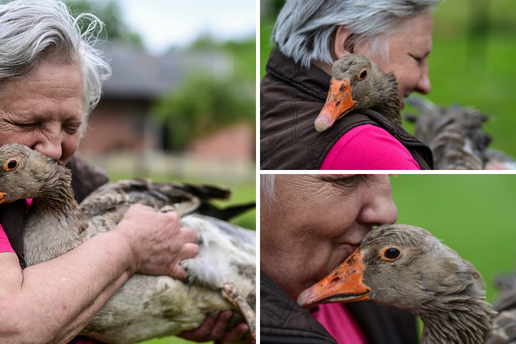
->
xmin=79 ymin=179 xmax=234 ymax=218
xmin=405 ymin=96 xmax=491 ymax=170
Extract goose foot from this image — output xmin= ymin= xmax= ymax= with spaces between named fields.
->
xmin=221 ymin=282 xmax=256 ymax=340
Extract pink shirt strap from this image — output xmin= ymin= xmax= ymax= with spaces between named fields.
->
xmin=311 ymin=303 xmax=367 ymax=344
xmin=0 ymin=224 xmax=15 ymax=253
xmin=321 ymin=124 xmax=420 ymax=170
xmin=0 ymin=199 xmax=33 ymax=253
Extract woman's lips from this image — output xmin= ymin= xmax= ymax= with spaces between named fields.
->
xmin=347 ymin=243 xmax=359 ymax=251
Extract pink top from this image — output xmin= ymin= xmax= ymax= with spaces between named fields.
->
xmin=320 ymin=124 xmax=420 ymax=170
xmin=0 ymin=199 xmax=33 ymax=253
xmin=311 ymin=303 xmax=367 ymax=344
xmin=0 ymin=225 xmax=14 ymax=253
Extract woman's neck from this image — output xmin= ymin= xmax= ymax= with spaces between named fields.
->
xmin=312 ymin=60 xmax=332 ymax=75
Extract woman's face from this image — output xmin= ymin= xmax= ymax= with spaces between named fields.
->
xmin=260 ymin=174 xmax=397 ymax=299
xmin=355 ymin=13 xmax=433 ymax=108
xmin=0 ymin=59 xmax=83 ymax=164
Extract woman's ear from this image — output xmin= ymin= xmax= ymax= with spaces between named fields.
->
xmin=334 ymin=26 xmax=355 ymax=59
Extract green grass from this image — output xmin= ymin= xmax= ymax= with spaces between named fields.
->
xmin=390 ymin=174 xmax=516 ymax=339
xmin=261 ymin=0 xmax=516 ymax=158
xmin=136 ymin=336 xmax=194 ymax=344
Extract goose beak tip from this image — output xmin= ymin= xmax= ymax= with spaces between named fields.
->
xmin=315 ymin=79 xmax=356 ymax=132
xmin=297 ymin=249 xmax=370 ymax=307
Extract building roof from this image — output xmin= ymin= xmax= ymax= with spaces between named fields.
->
xmin=100 ymin=42 xmax=232 ymax=100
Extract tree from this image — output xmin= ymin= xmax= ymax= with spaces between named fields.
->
xmin=64 ymin=0 xmax=143 ymax=47
xmin=152 ymin=72 xmax=255 ymax=151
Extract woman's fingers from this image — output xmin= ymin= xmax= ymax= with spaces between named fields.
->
xmin=178 ymin=311 xmax=254 ymax=343
xmin=115 ymin=205 xmax=200 ymax=277
xmin=182 ymin=227 xmax=198 ymax=243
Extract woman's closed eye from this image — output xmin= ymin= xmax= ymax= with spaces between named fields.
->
xmin=409 ymin=54 xmax=423 ymax=64
xmin=16 ymin=122 xmax=41 ymax=132
xmin=63 ymin=124 xmax=81 ymax=134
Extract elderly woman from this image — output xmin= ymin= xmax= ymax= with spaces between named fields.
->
xmin=260 ymin=0 xmax=437 ymax=170
xmin=0 ymin=1 xmax=249 ymax=343
xmin=260 ymin=174 xmax=418 ymax=344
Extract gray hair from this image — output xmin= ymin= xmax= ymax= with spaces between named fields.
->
xmin=260 ymin=174 xmax=276 ymax=210
xmin=0 ymin=0 xmax=112 ymax=135
xmin=273 ymin=0 xmax=439 ymax=68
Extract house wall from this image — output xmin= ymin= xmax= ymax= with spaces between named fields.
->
xmin=79 ymin=98 xmax=158 ymax=155
xmin=80 ymin=99 xmax=254 ymax=163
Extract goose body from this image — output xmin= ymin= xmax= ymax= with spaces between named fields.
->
xmin=315 ymin=53 xmax=401 ymax=132
xmin=0 ymin=143 xmax=256 ymax=343
xmin=405 ymin=96 xmax=516 ymax=170
xmin=298 ymin=224 xmax=516 ymax=344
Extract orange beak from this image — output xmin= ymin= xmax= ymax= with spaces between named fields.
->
xmin=0 ymin=192 xmax=5 ymax=204
xmin=314 ymin=78 xmax=356 ymax=132
xmin=297 ymin=248 xmax=369 ymax=307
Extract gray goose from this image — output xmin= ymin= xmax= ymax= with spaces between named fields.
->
xmin=405 ymin=96 xmax=516 ymax=170
xmin=0 ymin=143 xmax=256 ymax=343
xmin=315 ymin=53 xmax=401 ymax=132
xmin=298 ymin=224 xmax=516 ymax=344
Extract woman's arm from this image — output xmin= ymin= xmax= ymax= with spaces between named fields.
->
xmin=0 ymin=204 xmax=198 ymax=344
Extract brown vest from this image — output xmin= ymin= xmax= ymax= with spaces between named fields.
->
xmin=260 ymin=47 xmax=433 ymax=170
xmin=261 ymin=271 xmax=418 ymax=344
xmin=0 ymin=152 xmax=108 ymax=268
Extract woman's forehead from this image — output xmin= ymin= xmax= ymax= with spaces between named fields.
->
xmin=388 ymin=13 xmax=433 ymax=53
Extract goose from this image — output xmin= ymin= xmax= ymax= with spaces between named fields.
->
xmin=314 ymin=53 xmax=401 ymax=132
xmin=298 ymin=224 xmax=516 ymax=344
xmin=405 ymin=96 xmax=516 ymax=170
xmin=0 ymin=143 xmax=256 ymax=343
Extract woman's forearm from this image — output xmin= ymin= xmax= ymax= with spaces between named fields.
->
xmin=0 ymin=230 xmax=135 ymax=344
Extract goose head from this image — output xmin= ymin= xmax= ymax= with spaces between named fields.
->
xmin=298 ymin=224 xmax=496 ymax=344
xmin=0 ymin=143 xmax=69 ymax=204
xmin=315 ymin=54 xmax=401 ymax=132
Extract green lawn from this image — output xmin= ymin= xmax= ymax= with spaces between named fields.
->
xmin=260 ymin=0 xmax=516 ymax=158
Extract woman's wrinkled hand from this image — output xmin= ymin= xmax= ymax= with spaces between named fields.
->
xmin=178 ymin=310 xmax=255 ymax=344
xmin=113 ymin=204 xmax=199 ymax=280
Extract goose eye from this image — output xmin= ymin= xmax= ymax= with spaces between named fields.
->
xmin=358 ymin=69 xmax=367 ymax=80
xmin=381 ymin=247 xmax=401 ymax=261
xmin=5 ymin=159 xmax=18 ymax=171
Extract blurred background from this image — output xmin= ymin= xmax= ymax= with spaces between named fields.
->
xmin=260 ymin=0 xmax=516 ymax=159
xmin=390 ymin=174 xmax=516 ymax=339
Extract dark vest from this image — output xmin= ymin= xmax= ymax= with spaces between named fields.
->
xmin=261 ymin=271 xmax=418 ymax=344
xmin=0 ymin=152 xmax=109 ymax=269
xmin=260 ymin=47 xmax=434 ymax=170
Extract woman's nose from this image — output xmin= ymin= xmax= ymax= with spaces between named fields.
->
xmin=33 ymin=141 xmax=63 ymax=161
xmin=356 ymin=175 xmax=398 ymax=225
xmin=415 ymin=63 xmax=431 ymax=95
xmin=32 ymin=126 xmax=63 ymax=161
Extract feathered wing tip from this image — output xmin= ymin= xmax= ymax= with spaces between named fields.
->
xmin=404 ymin=96 xmax=493 ymax=170
xmin=488 ymin=311 xmax=516 ymax=344
xmin=494 ymin=272 xmax=516 ymax=314
xmin=80 ymin=179 xmax=237 ymax=219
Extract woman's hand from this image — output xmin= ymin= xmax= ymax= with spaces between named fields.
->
xmin=113 ymin=204 xmax=199 ymax=280
xmin=178 ymin=311 xmax=255 ymax=344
